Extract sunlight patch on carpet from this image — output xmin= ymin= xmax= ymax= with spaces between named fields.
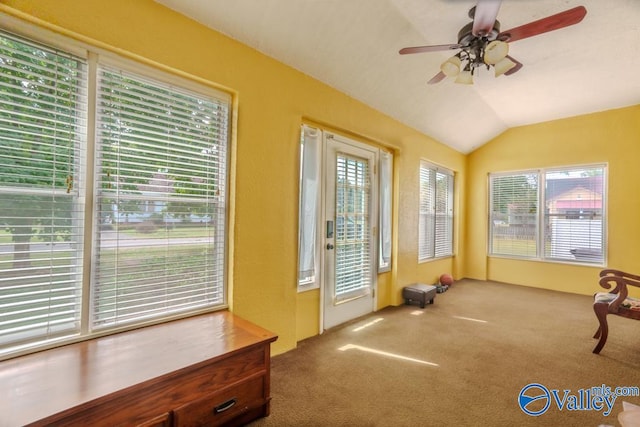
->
xmin=338 ymin=344 xmax=439 ymax=367
xmin=452 ymin=315 xmax=488 ymax=323
xmin=410 ymin=310 xmax=424 ymax=316
xmin=352 ymin=317 xmax=384 ymax=332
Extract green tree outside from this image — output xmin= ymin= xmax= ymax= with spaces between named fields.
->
xmin=0 ymin=33 xmax=82 ymax=269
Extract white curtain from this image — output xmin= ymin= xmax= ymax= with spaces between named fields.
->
xmin=379 ymin=151 xmax=393 ymax=271
xmin=298 ymin=125 xmax=321 ymax=286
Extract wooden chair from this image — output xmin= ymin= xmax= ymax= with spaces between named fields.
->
xmin=593 ymin=269 xmax=640 ymax=354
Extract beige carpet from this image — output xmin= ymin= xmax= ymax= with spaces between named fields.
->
xmin=248 ymin=279 xmax=640 ymax=427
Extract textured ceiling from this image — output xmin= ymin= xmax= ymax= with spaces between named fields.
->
xmin=155 ymin=0 xmax=640 ymax=153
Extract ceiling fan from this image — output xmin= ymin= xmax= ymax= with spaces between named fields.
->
xmin=399 ymin=0 xmax=587 ymax=85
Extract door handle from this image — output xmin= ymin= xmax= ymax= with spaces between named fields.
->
xmin=326 ymin=243 xmax=334 ymax=250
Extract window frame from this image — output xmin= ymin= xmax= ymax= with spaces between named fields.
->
xmin=0 ymin=20 xmax=232 ymax=359
xmin=0 ymin=30 xmax=88 ymax=350
xmin=418 ymin=160 xmax=455 ymax=262
xmin=91 ymin=61 xmax=231 ymax=330
xmin=488 ymin=164 xmax=607 ymax=265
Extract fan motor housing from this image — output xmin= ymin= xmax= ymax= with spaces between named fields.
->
xmin=457 ymin=21 xmax=501 ymax=46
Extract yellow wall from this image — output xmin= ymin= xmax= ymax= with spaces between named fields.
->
xmin=0 ymin=0 xmax=466 ymax=354
xmin=466 ymin=105 xmax=640 ymax=295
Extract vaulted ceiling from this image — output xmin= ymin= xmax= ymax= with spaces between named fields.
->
xmin=155 ymin=0 xmax=640 ymax=153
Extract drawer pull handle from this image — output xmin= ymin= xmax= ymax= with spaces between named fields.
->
xmin=214 ymin=398 xmax=237 ymax=414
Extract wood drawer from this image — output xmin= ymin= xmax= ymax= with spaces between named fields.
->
xmin=136 ymin=412 xmax=172 ymax=427
xmin=173 ymin=375 xmax=266 ymax=427
xmin=3 ymin=312 xmax=277 ymax=427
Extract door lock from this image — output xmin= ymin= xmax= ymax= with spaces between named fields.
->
xmin=326 ymin=243 xmax=334 ymax=250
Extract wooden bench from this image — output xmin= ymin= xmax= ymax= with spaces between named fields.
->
xmin=0 ymin=311 xmax=277 ymax=426
xmin=592 ymin=269 xmax=640 ymax=354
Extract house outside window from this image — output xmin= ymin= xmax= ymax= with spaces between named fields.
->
xmin=489 ymin=165 xmax=606 ymax=264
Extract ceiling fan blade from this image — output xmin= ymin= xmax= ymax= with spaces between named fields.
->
xmin=399 ymin=44 xmax=461 ymax=55
xmin=504 ymin=56 xmax=522 ymax=76
xmin=498 ymin=6 xmax=587 ymax=43
xmin=427 ymin=71 xmax=446 ymax=85
xmin=471 ymin=0 xmax=503 ymax=37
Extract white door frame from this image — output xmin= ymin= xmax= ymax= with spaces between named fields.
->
xmin=320 ymin=132 xmax=378 ymax=331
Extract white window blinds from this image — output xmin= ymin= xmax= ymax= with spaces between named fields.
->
xmin=0 ymin=29 xmax=232 ymax=359
xmin=0 ymin=32 xmax=87 ymax=349
xmin=489 ymin=172 xmax=539 ymax=257
xmin=544 ymin=166 xmax=605 ymax=263
xmin=489 ymin=165 xmax=606 ymax=264
xmin=419 ymin=161 xmax=454 ymax=261
xmin=335 ymin=152 xmax=372 ymax=301
xmin=94 ymin=65 xmax=229 ymax=329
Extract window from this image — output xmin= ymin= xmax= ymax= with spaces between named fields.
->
xmin=489 ymin=172 xmax=539 ymax=258
xmin=94 ymin=66 xmax=229 ymax=329
xmin=0 ymin=32 xmax=87 ymax=349
xmin=489 ymin=165 xmax=606 ymax=264
xmin=418 ymin=161 xmax=454 ymax=261
xmin=0 ymin=30 xmax=230 ymax=357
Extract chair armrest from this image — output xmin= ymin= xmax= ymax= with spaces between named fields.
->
xmin=599 ymin=269 xmax=640 ymax=291
xmin=598 ymin=270 xmax=640 ymax=313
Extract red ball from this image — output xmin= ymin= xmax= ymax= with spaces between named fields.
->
xmin=439 ymin=274 xmax=454 ymax=286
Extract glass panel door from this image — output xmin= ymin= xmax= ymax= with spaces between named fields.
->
xmin=323 ymin=137 xmax=376 ymax=330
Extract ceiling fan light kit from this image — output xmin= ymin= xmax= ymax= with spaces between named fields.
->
xmin=494 ymin=56 xmax=517 ymax=77
xmin=399 ymin=1 xmax=587 ymax=85
xmin=454 ymin=67 xmax=474 ymax=85
xmin=440 ymin=56 xmax=462 ymax=77
xmin=483 ymin=40 xmax=509 ymax=65
xmin=440 ymin=39 xmax=513 ymax=84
